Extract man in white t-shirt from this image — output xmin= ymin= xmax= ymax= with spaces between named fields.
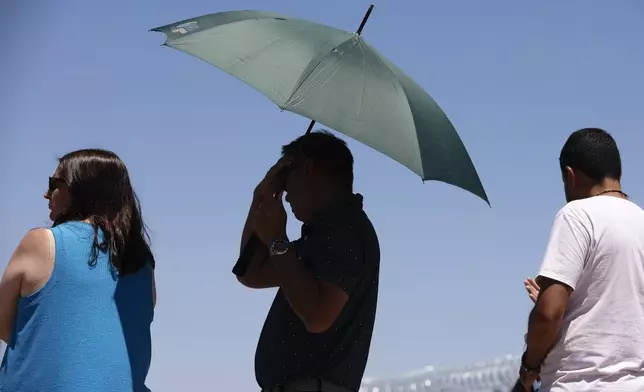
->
xmin=519 ymin=128 xmax=644 ymax=392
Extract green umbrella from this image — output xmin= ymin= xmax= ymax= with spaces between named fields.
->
xmin=151 ymin=7 xmax=488 ymax=203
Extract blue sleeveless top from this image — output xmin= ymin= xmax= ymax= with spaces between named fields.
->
xmin=0 ymin=222 xmax=154 ymax=392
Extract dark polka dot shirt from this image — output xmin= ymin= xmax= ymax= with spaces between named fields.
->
xmin=254 ymin=194 xmax=380 ymax=391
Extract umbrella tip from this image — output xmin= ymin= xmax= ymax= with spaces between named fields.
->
xmin=482 ymin=195 xmax=492 ymax=207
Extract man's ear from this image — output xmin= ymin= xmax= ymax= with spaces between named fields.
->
xmin=302 ymin=158 xmax=315 ymax=176
xmin=564 ymin=166 xmax=575 ymax=186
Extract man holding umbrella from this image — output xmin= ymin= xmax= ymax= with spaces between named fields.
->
xmin=236 ymin=131 xmax=380 ymax=392
xmin=153 ymin=9 xmax=489 ymax=390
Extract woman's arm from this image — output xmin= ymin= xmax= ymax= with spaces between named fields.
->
xmin=0 ymin=257 xmax=22 ymax=343
xmin=0 ymin=229 xmax=50 ymax=342
xmin=152 ymin=268 xmax=157 ymax=309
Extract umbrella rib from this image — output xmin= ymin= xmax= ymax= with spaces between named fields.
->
xmin=361 ymin=43 xmax=426 ymax=179
xmin=364 ymin=45 xmax=488 ymax=201
xmin=283 ymin=36 xmax=355 ymax=106
xmin=283 ymin=39 xmax=360 ymax=109
xmin=357 ymin=39 xmax=369 ymax=129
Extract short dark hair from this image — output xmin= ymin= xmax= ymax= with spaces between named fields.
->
xmin=282 ymin=130 xmax=354 ymax=189
xmin=559 ymin=128 xmax=622 ymax=182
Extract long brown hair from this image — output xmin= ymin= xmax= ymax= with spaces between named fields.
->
xmin=53 ymin=149 xmax=154 ymax=275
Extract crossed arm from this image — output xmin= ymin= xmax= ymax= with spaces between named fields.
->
xmin=236 ymin=209 xmax=363 ymax=334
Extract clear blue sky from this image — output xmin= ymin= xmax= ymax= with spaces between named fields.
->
xmin=2 ymin=0 xmax=644 ymax=390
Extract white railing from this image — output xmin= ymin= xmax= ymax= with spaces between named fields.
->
xmin=360 ymin=355 xmax=520 ymax=392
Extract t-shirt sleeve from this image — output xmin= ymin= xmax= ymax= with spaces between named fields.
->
xmin=300 ymin=224 xmax=365 ymax=295
xmin=538 ymin=208 xmax=591 ymax=290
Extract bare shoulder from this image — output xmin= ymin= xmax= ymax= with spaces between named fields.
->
xmin=12 ymin=229 xmax=55 ymax=296
xmin=10 ymin=229 xmax=55 ymax=279
xmin=15 ymin=228 xmax=53 ymax=259
xmin=3 ymin=229 xmax=50 ymax=281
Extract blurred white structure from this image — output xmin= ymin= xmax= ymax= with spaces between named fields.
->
xmin=0 ymin=341 xmax=5 ymax=357
xmin=360 ymin=355 xmax=520 ymax=392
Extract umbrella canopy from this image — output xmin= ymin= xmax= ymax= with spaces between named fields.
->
xmin=152 ymin=10 xmax=488 ymax=203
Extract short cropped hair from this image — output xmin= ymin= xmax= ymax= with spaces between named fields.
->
xmin=559 ymin=128 xmax=622 ymax=182
xmin=282 ymin=130 xmax=354 ymax=189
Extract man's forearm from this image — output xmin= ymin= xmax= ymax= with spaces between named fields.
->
xmin=274 ymin=251 xmax=321 ymax=330
xmin=240 ymin=198 xmax=259 ymax=253
xmin=525 ymin=306 xmax=561 ymax=368
xmin=236 ymin=197 xmax=275 ymax=288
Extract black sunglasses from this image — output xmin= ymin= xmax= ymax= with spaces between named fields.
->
xmin=48 ymin=177 xmax=65 ymax=194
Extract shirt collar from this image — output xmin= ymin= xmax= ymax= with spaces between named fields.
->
xmin=306 ymin=193 xmax=364 ymax=228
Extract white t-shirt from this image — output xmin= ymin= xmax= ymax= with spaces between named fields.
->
xmin=538 ymin=196 xmax=644 ymax=392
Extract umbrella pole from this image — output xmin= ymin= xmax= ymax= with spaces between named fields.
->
xmin=356 ymin=4 xmax=375 ymax=35
xmin=304 ymin=4 xmax=375 ymax=135
xmin=305 ymin=120 xmax=316 ymax=134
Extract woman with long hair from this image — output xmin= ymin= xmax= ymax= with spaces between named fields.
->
xmin=0 ymin=149 xmax=156 ymax=391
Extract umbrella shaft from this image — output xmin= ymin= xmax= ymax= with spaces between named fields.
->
xmin=305 ymin=120 xmax=316 ymax=134
xmin=356 ymin=4 xmax=375 ymax=35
